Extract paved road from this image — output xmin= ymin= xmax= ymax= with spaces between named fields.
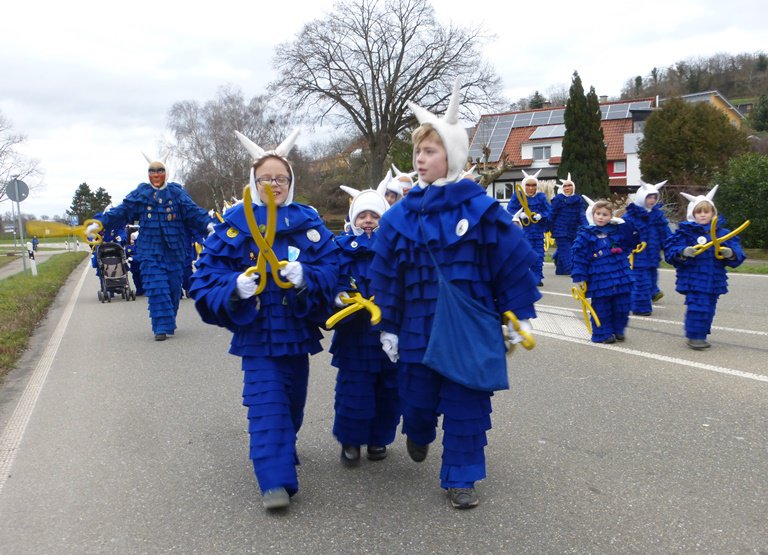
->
xmin=0 ymin=243 xmax=86 ymax=280
xmin=0 ymin=262 xmax=766 ymax=554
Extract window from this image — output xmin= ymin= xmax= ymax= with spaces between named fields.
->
xmin=613 ymin=161 xmax=626 ymax=174
xmin=532 ymin=146 xmax=551 ymax=161
xmin=495 ymin=182 xmax=515 ymax=201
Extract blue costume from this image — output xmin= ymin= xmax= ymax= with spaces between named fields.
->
xmin=331 ymin=232 xmax=400 ymax=452
xmin=664 ymin=217 xmax=744 ymax=342
xmin=506 ymin=191 xmax=551 ymax=284
xmin=571 ymin=217 xmax=636 ymax=343
xmin=550 ymin=192 xmax=586 ymax=275
xmin=370 ymin=180 xmax=540 ymax=490
xmin=189 ymin=201 xmax=338 ymax=497
xmin=96 ymin=182 xmax=212 ymax=337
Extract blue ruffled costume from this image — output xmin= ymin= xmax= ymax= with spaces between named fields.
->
xmin=330 ymin=232 xmax=400 ymax=449
xmin=549 ymin=194 xmax=586 ymax=275
xmin=370 ymin=179 xmax=541 ymax=490
xmin=97 ymin=183 xmax=212 ymax=334
xmin=622 ymin=203 xmax=671 ymax=314
xmin=506 ymin=192 xmax=551 ymax=283
xmin=189 ymin=202 xmax=338 ymax=496
xmin=663 ymin=218 xmax=745 ymax=340
xmin=572 ymin=221 xmax=636 ymax=342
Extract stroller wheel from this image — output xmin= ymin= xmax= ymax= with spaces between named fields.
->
xmin=98 ymin=290 xmax=104 ymax=303
xmin=130 ymin=290 xmax=136 ymax=301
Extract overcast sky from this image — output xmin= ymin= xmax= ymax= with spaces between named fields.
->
xmin=1 ymin=0 xmax=764 ymax=218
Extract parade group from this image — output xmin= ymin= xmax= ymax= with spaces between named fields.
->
xmin=85 ymin=82 xmax=746 ymax=511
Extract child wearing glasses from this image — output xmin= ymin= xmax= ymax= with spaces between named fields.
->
xmin=663 ymin=186 xmax=745 ymax=350
xmin=188 ymin=130 xmax=338 ymax=510
xmin=369 ymin=82 xmax=541 ymax=510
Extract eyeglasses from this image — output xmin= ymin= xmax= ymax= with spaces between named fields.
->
xmin=256 ymin=175 xmax=291 ymax=186
xmin=148 ymin=168 xmax=166 ymax=174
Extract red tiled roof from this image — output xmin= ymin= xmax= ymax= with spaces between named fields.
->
xmin=609 ymin=176 xmax=627 ymax=187
xmin=601 ymin=119 xmax=633 ymax=160
xmin=501 ymin=128 xmax=535 ymax=166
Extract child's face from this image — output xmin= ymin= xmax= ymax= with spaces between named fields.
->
xmin=524 ymin=182 xmax=538 ymax=196
xmin=645 ymin=194 xmax=658 ymax=209
xmin=593 ymin=207 xmax=613 ymax=226
xmin=562 ymin=183 xmax=574 ymax=196
xmin=693 ymin=204 xmax=714 ymax=225
xmin=384 ymin=191 xmax=398 ymax=206
xmin=355 ymin=210 xmax=380 ymax=237
xmin=414 ymin=138 xmax=448 ymax=184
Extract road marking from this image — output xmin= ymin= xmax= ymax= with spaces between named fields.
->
xmin=532 ymin=311 xmax=768 ymax=384
xmin=536 ymin=302 xmax=768 ymax=337
xmin=0 ymin=264 xmax=89 ymax=494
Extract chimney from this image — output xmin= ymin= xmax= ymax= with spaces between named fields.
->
xmin=599 ymin=95 xmax=608 ymax=103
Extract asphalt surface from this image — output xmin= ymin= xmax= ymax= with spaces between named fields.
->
xmin=0 ymin=261 xmax=766 ymax=554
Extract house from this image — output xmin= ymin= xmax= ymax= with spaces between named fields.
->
xmin=468 ymin=98 xmax=657 ymax=206
xmin=668 ymin=90 xmax=746 ymax=128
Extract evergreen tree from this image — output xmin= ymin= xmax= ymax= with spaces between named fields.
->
xmin=92 ymin=187 xmax=112 ymax=212
xmin=716 ymin=152 xmax=768 ymax=248
xmin=747 ymin=94 xmax=768 ymax=132
xmin=559 ymin=72 xmax=610 ymax=199
xmin=529 ymin=91 xmax=546 ymax=109
xmin=66 ymin=182 xmax=95 ymax=225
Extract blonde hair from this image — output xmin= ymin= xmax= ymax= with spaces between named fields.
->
xmin=412 ymin=124 xmax=443 ymax=148
xmin=693 ymin=201 xmax=715 ymax=214
xmin=592 ymin=200 xmax=613 ymax=215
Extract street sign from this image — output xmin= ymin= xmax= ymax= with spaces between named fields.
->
xmin=4 ymin=224 xmax=15 ymax=233
xmin=6 ymin=179 xmax=29 ymax=202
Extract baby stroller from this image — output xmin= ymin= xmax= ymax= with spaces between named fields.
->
xmin=95 ymin=242 xmax=136 ymax=303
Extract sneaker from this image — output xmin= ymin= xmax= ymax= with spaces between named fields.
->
xmin=652 ymin=291 xmax=664 ymax=302
xmin=366 ymin=445 xmax=387 ymax=461
xmin=262 ymin=487 xmax=290 ymax=509
xmin=633 ymin=312 xmax=652 ymax=317
xmin=615 ymin=334 xmax=625 ymax=342
xmin=601 ymin=335 xmax=616 ymax=344
xmin=687 ymin=339 xmax=711 ymax=350
xmin=340 ymin=445 xmax=361 ymax=466
xmin=448 ymin=487 xmax=479 ymax=509
xmin=406 ymin=438 xmax=429 ymax=462
xmin=154 ymin=333 xmax=167 ymax=341
xmin=537 ymin=282 xmax=544 ymax=287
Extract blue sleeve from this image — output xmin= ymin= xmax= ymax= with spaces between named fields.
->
xmin=571 ymin=229 xmax=591 ymax=283
xmin=178 ymin=190 xmax=214 ymax=237
xmin=98 ymin=199 xmax=137 ymax=232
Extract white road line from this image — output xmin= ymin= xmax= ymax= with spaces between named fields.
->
xmin=536 ymin=302 xmax=768 ymax=337
xmin=532 ymin=312 xmax=768 ymax=384
xmin=0 ymin=264 xmax=89 ymax=494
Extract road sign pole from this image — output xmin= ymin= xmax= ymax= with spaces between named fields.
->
xmin=14 ymin=180 xmax=27 ymax=272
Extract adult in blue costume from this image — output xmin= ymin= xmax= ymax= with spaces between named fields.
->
xmin=506 ymin=169 xmax=552 ymax=286
xmin=623 ymin=180 xmax=672 ymax=316
xmin=369 ymin=82 xmax=541 ymax=510
xmin=549 ymin=173 xmax=586 ymax=275
xmin=86 ymin=155 xmax=214 ymax=340
xmin=331 ymin=186 xmax=399 ymax=466
xmin=571 ymin=198 xmax=637 ymax=343
xmin=189 ymin=130 xmax=338 ymax=510
xmin=664 ymin=186 xmax=745 ymax=350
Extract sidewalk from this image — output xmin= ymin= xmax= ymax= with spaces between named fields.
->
xmin=0 ymin=247 xmax=82 ymax=280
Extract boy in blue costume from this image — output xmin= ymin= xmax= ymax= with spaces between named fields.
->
xmin=549 ymin=173 xmax=586 ymax=275
xmin=572 ymin=198 xmax=637 ymax=344
xmin=663 ymin=186 xmax=745 ymax=350
xmin=623 ymin=181 xmax=672 ymax=316
xmin=189 ymin=130 xmax=338 ymax=510
xmin=506 ymin=170 xmax=552 ymax=286
xmin=86 ymin=155 xmax=214 ymax=340
xmin=331 ymin=187 xmax=400 ymax=466
xmin=369 ymin=81 xmax=541 ymax=510
xmin=125 ymin=228 xmax=144 ymax=296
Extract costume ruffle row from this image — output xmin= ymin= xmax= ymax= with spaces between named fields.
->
xmin=506 ymin=192 xmax=552 ymax=282
xmin=370 ymin=180 xmax=540 ymax=489
xmin=550 ymin=193 xmax=586 ymax=275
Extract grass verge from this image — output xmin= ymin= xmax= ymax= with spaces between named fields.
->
xmin=0 ymin=251 xmax=88 ymax=381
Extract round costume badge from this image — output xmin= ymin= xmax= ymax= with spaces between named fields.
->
xmin=227 ymin=228 xmax=239 ymax=238
xmin=351 ymin=241 xmax=358 ymax=248
xmin=455 ymin=218 xmax=469 ymax=237
xmin=307 ymin=229 xmax=320 ymax=243
xmin=697 ymin=236 xmax=707 ymax=245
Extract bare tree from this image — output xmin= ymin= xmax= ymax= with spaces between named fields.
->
xmin=166 ymin=86 xmax=291 ymax=211
xmin=272 ymin=0 xmax=504 ymax=187
xmin=1 ymin=111 xmax=40 ymax=203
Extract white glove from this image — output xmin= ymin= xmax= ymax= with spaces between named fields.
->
xmin=127 ymin=257 xmax=133 ymax=263
xmin=719 ymin=246 xmax=734 ymax=259
xmin=334 ymin=291 xmax=350 ymax=308
xmin=280 ymin=261 xmax=305 ymax=288
xmin=682 ymin=246 xmax=696 ymax=258
xmin=86 ymin=222 xmax=101 ymax=238
xmin=207 ymin=222 xmax=215 ymax=236
xmin=610 ymin=216 xmax=625 ymax=225
xmin=519 ymin=212 xmax=530 ymax=223
xmin=380 ymin=331 xmax=399 ymax=363
xmin=532 ymin=213 xmax=542 ymax=222
xmin=236 ymin=272 xmax=260 ymax=299
xmin=502 ymin=318 xmax=533 ymax=350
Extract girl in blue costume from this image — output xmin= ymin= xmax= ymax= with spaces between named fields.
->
xmin=86 ymin=157 xmax=214 ymax=339
xmin=189 ymin=130 xmax=338 ymax=510
xmin=571 ymin=198 xmax=637 ymax=344
xmin=369 ymin=82 xmax=541 ymax=510
xmin=506 ymin=169 xmax=552 ymax=286
xmin=663 ymin=186 xmax=745 ymax=350
xmin=331 ymin=186 xmax=399 ymax=466
xmin=549 ymin=173 xmax=586 ymax=275
xmin=622 ymin=180 xmax=672 ymax=316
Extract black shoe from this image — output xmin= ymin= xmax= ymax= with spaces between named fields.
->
xmin=155 ymin=333 xmax=167 ymax=341
xmin=652 ymin=291 xmax=664 ymax=302
xmin=537 ymin=282 xmax=544 ymax=287
xmin=366 ymin=445 xmax=387 ymax=461
xmin=340 ymin=445 xmax=360 ymax=466
xmin=615 ymin=334 xmax=625 ymax=342
xmin=601 ymin=335 xmax=616 ymax=344
xmin=406 ymin=438 xmax=429 ymax=462
xmin=633 ymin=312 xmax=651 ymax=317
xmin=448 ymin=487 xmax=479 ymax=509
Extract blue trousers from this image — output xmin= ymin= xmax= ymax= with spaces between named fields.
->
xmin=553 ymin=236 xmax=573 ymax=275
xmin=684 ymin=292 xmax=718 ymax=340
xmin=140 ymin=257 xmax=183 ymax=335
xmin=590 ymin=295 xmax=630 ymax=342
